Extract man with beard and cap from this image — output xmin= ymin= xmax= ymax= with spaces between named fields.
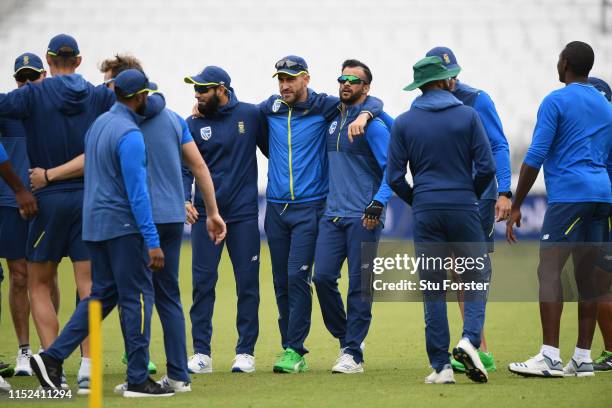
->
xmin=183 ymin=66 xmax=268 ymax=374
xmin=507 ymin=41 xmax=612 ymax=378
xmin=0 ymin=52 xmax=60 ymax=378
xmin=260 ymin=55 xmax=383 ymax=373
xmin=0 ymin=34 xmax=116 ymax=393
xmin=30 ymin=69 xmax=174 ymax=398
xmin=587 ymin=76 xmax=612 ymax=373
xmin=425 ymin=46 xmax=512 ymax=374
xmin=97 ymin=55 xmax=226 ymax=393
xmin=312 ymin=59 xmax=393 ymax=374
xmin=387 ymin=56 xmax=495 ymax=384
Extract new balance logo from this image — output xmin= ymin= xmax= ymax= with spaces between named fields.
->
xmin=251 ymin=255 xmax=259 ymax=262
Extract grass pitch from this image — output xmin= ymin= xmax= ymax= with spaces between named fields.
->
xmin=0 ymin=241 xmax=609 ymax=407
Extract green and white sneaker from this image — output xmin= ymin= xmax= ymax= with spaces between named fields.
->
xmin=593 ymin=350 xmax=612 ymax=372
xmin=121 ymin=352 xmax=157 ymax=374
xmin=273 ymin=348 xmax=307 ymax=373
xmin=451 ymin=351 xmax=496 ymax=373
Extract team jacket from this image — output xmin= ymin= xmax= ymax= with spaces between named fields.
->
xmin=183 ymin=92 xmax=268 ymax=223
xmin=260 ymin=90 xmax=382 ymax=204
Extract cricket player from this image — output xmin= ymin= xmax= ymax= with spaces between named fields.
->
xmin=0 ymin=34 xmax=117 ymax=392
xmin=0 ymin=139 xmax=37 ymax=393
xmin=30 ymin=69 xmax=174 ymax=397
xmin=425 ymin=46 xmax=512 ymax=374
xmin=260 ymin=55 xmax=383 ymax=373
xmin=183 ymin=66 xmax=267 ymax=374
xmin=387 ymin=56 xmax=495 ymax=384
xmin=508 ymin=42 xmax=612 ymax=377
xmin=313 ymin=59 xmax=393 ymax=374
xmin=0 ymin=52 xmax=61 ymax=376
xmin=587 ymin=76 xmax=612 ymax=372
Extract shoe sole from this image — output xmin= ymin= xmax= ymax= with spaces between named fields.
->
xmin=273 ymin=365 xmax=306 ymax=374
xmin=77 ymin=389 xmax=91 ymax=395
xmin=453 ymin=347 xmax=488 ymax=383
xmin=508 ymin=366 xmax=564 ymax=378
xmin=123 ymin=391 xmax=174 ymax=398
xmin=30 ymin=355 xmax=58 ymax=389
xmin=231 ymin=367 xmax=255 ymax=373
xmin=332 ymin=369 xmax=364 ymax=374
xmin=14 ymin=370 xmax=33 ymax=377
xmin=188 ymin=368 xmax=212 ymax=374
xmin=564 ymin=372 xmax=595 ymax=377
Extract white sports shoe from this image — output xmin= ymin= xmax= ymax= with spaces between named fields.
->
xmin=332 ymin=353 xmax=364 ymax=374
xmin=425 ymin=365 xmax=455 ymax=384
xmin=188 ymin=353 xmax=212 ymax=374
xmin=563 ymin=358 xmax=595 ymax=377
xmin=157 ymin=375 xmax=192 ymax=392
xmin=114 ymin=382 xmax=128 ymax=394
xmin=231 ymin=354 xmax=255 ymax=373
xmin=0 ymin=375 xmax=11 ymax=392
xmin=15 ymin=348 xmax=33 ymax=376
xmin=508 ymin=353 xmax=564 ymax=378
xmin=452 ymin=338 xmax=488 ymax=383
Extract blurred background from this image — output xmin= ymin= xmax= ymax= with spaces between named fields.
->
xmin=0 ymin=0 xmax=610 ymax=236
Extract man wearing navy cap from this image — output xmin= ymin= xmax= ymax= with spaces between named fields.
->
xmin=0 ymin=34 xmax=117 ymax=393
xmin=260 ymin=55 xmax=383 ymax=373
xmin=425 ymin=46 xmax=511 ymax=374
xmin=587 ymin=76 xmax=612 ymax=373
xmin=0 ymin=52 xmax=57 ymax=377
xmin=98 ymin=56 xmax=225 ymax=392
xmin=387 ymin=56 xmax=495 ymax=384
xmin=31 ymin=69 xmax=173 ymax=397
xmin=183 ymin=66 xmax=267 ymax=374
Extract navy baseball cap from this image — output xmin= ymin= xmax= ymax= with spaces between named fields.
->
xmin=184 ymin=66 xmax=231 ymax=88
xmin=114 ymin=69 xmax=154 ymax=98
xmin=47 ymin=34 xmax=80 ymax=56
xmin=589 ymin=77 xmax=611 ymax=102
xmin=273 ymin=55 xmax=309 ymax=77
xmin=14 ymin=52 xmax=44 ymax=76
xmin=426 ymin=46 xmax=460 ymax=71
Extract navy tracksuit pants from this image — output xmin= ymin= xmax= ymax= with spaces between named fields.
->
xmin=265 ymin=200 xmax=324 ymax=356
xmin=313 ymin=216 xmax=382 ymax=363
xmin=45 ymin=233 xmax=153 ymax=385
xmin=413 ymin=209 xmax=491 ymax=372
xmin=190 ymin=218 xmax=260 ymax=356
xmin=152 ymin=223 xmax=189 ymax=382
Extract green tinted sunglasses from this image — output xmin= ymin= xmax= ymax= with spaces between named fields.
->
xmin=337 ymin=75 xmax=368 ymax=85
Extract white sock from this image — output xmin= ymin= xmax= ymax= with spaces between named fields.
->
xmin=79 ymin=358 xmax=91 ymax=378
xmin=573 ymin=347 xmax=591 ymax=362
xmin=540 ymin=345 xmax=561 ymax=361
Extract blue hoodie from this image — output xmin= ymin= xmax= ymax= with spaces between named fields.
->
xmin=387 ymin=90 xmax=495 ymax=213
xmin=453 ymin=81 xmax=511 ymax=199
xmin=0 ymin=118 xmax=30 ymax=207
xmin=184 ymin=91 xmax=268 ymax=223
xmin=0 ymin=74 xmax=115 ymax=195
xmin=260 ymin=90 xmax=382 ymax=203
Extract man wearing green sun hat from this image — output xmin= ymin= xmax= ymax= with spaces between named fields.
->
xmin=387 ymin=55 xmax=495 ymax=385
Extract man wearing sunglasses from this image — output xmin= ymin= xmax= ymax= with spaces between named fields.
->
xmin=313 ymin=59 xmax=393 ymax=373
xmin=260 ymin=55 xmax=383 ymax=373
xmin=0 ymin=34 xmax=117 ymax=394
xmin=183 ymin=66 xmax=267 ymax=374
xmin=0 ymin=52 xmax=59 ymax=378
xmin=425 ymin=47 xmax=511 ymax=374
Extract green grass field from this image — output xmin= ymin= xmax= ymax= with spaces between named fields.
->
xmin=0 ymin=241 xmax=609 ymax=407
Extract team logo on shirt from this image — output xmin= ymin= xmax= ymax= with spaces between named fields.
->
xmin=238 ymin=121 xmax=245 ymax=134
xmin=200 ymin=126 xmax=212 ymax=141
xmin=329 ymin=121 xmax=337 ymax=134
xmin=272 ymin=99 xmax=281 ymax=113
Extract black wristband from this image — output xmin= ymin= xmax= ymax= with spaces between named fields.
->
xmin=44 ymin=169 xmax=50 ymax=184
xmin=499 ymin=191 xmax=512 ymax=199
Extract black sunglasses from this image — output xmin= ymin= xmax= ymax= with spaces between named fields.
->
xmin=14 ymin=69 xmax=42 ymax=83
xmin=275 ymin=59 xmax=307 ymax=73
xmin=194 ymin=84 xmax=218 ymax=94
